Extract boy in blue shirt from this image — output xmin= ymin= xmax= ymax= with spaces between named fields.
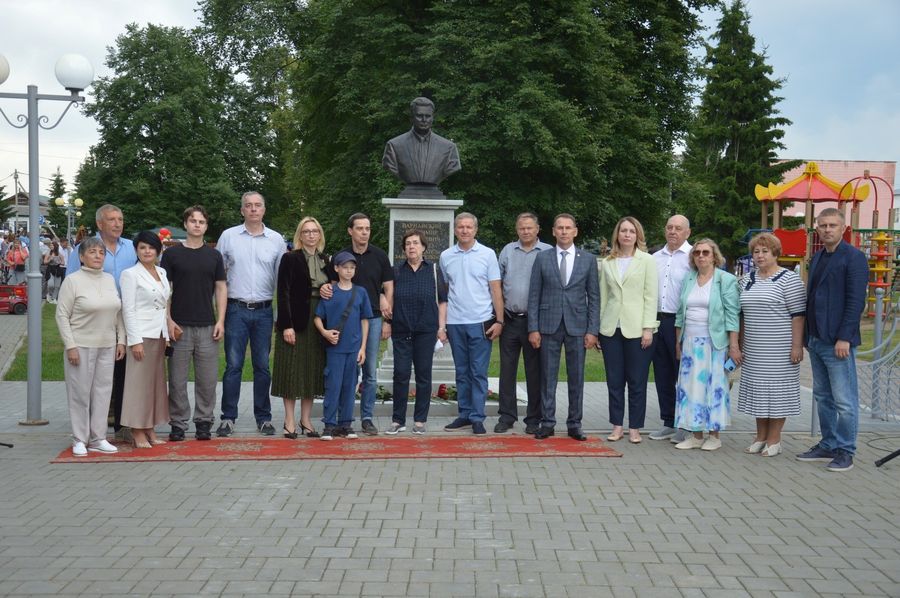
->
xmin=315 ymin=252 xmax=373 ymax=440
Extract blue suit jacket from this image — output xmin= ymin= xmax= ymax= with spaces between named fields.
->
xmin=805 ymin=241 xmax=869 ymax=347
xmin=528 ymin=247 xmax=600 ymax=337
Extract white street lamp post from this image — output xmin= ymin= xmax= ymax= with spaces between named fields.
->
xmin=55 ymin=196 xmax=84 ymax=241
xmin=0 ymin=54 xmax=93 ymax=425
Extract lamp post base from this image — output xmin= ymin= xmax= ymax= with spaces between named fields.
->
xmin=18 ymin=419 xmax=49 ymax=426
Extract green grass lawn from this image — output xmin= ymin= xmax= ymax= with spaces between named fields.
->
xmin=10 ymin=304 xmax=895 ymax=382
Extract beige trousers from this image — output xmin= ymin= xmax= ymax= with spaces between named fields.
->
xmin=64 ymin=346 xmax=114 ymax=444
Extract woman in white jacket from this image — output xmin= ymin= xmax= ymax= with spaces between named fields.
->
xmin=120 ymin=231 xmax=171 ymax=448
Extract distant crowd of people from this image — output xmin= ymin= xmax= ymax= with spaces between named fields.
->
xmin=52 ymin=194 xmax=869 ymax=472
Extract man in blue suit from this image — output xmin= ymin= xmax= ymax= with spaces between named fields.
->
xmin=796 ymin=208 xmax=869 ymax=472
xmin=527 ymin=214 xmax=600 ymax=440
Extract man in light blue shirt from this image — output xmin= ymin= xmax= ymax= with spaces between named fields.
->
xmin=215 ymin=192 xmax=287 ymax=437
xmin=65 ymin=204 xmax=137 ymax=290
xmin=64 ymin=204 xmax=137 ymax=431
xmin=438 ymin=212 xmax=504 ymax=435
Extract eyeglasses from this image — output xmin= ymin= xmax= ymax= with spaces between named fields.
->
xmin=300 ymin=229 xmax=319 ymax=235
xmin=692 ymin=249 xmax=712 ymax=256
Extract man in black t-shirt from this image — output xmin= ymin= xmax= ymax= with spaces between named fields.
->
xmin=325 ymin=213 xmax=394 ymax=435
xmin=161 ymin=205 xmax=227 ymax=441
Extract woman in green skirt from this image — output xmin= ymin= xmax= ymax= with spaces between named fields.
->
xmin=272 ymin=216 xmax=333 ymax=438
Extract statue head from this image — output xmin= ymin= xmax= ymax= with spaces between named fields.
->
xmin=409 ymin=97 xmax=435 ymax=135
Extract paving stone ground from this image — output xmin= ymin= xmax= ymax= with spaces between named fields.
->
xmin=1 ymin=317 xmax=899 ymax=597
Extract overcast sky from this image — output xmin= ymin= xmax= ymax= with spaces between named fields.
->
xmin=1 ymin=0 xmax=898 ymax=198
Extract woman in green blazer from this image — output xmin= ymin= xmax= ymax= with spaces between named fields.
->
xmin=673 ymin=238 xmax=742 ymax=451
xmin=599 ymin=217 xmax=659 ymax=444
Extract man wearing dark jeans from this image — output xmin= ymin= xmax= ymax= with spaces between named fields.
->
xmin=495 ymin=213 xmax=552 ymax=434
xmin=215 ymin=192 xmax=286 ymax=437
xmin=649 ymin=215 xmax=692 ymax=443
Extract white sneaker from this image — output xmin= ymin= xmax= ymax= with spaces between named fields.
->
xmin=700 ymin=437 xmax=722 ymax=451
xmin=675 ymin=436 xmax=705 ymax=450
xmin=385 ymin=423 xmax=406 ymax=435
xmin=412 ymin=423 xmax=426 ymax=435
xmin=72 ymin=441 xmax=87 ymax=457
xmin=670 ymin=428 xmax=689 ymax=444
xmin=88 ymin=439 xmax=118 ymax=453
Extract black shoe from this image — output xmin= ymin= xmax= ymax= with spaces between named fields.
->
xmin=524 ymin=424 xmax=540 ymax=435
xmin=283 ymin=424 xmax=298 ymax=439
xmin=493 ymin=421 xmax=513 ymax=433
xmin=472 ymin=422 xmax=486 ymax=435
xmin=258 ymin=421 xmax=276 ymax=436
xmin=535 ymin=426 xmax=555 ymax=439
xmin=361 ymin=419 xmax=378 ymax=436
xmin=195 ymin=421 xmax=212 ymax=441
xmin=567 ymin=429 xmax=588 ymax=441
xmin=168 ymin=427 xmax=185 ymax=442
xmin=300 ymin=424 xmax=320 ymax=438
xmin=216 ymin=419 xmax=234 ymax=437
xmin=444 ymin=418 xmax=472 ymax=431
xmin=338 ymin=426 xmax=358 ymax=439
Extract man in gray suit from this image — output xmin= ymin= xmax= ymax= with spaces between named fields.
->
xmin=527 ymin=214 xmax=600 ymax=440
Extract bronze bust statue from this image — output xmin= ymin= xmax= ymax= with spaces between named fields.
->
xmin=382 ymin=97 xmax=461 ymax=199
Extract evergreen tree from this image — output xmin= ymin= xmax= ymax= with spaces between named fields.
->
xmin=46 ymin=167 xmax=69 ymax=237
xmin=677 ymin=0 xmax=799 ymax=259
xmin=0 ymin=185 xmax=12 ymax=228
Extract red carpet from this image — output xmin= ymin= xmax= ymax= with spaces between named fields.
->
xmin=51 ymin=435 xmax=621 ymax=463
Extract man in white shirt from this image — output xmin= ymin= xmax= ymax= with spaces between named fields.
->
xmin=649 ymin=214 xmax=692 ymax=442
xmin=215 ymin=192 xmax=286 ymax=437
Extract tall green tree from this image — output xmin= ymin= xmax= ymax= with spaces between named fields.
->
xmin=46 ymin=167 xmax=69 ymax=236
xmin=75 ymin=24 xmax=236 ymax=237
xmin=0 ymin=185 xmax=13 ymax=228
xmin=201 ymin=0 xmax=712 ymax=250
xmin=677 ymin=0 xmax=798 ymax=259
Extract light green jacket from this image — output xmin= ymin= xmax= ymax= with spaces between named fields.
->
xmin=674 ymin=268 xmax=740 ymax=350
xmin=599 ymin=250 xmax=659 ymax=338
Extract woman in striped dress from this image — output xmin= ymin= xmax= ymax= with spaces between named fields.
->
xmin=738 ymin=233 xmax=806 ymax=457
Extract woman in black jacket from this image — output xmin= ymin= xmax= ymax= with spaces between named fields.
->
xmin=271 ymin=217 xmax=332 ymax=438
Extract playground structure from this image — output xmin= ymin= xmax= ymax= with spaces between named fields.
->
xmin=753 ymin=161 xmax=897 ymax=317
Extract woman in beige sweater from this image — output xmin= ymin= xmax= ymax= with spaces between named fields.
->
xmin=55 ymin=237 xmax=126 ymax=457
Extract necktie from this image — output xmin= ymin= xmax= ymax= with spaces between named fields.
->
xmin=559 ymin=250 xmax=568 ymax=286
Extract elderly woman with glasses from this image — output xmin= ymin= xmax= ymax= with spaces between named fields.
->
xmin=672 ymin=238 xmax=741 ymax=451
xmin=272 ymin=216 xmax=334 ymax=438
xmin=55 ymin=237 xmax=126 ymax=456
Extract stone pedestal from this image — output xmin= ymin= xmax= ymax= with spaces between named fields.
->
xmin=376 ymin=197 xmax=462 ymax=393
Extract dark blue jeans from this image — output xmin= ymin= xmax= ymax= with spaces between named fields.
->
xmin=391 ymin=331 xmax=437 ymax=426
xmin=601 ymin=329 xmax=653 ymax=429
xmin=447 ymin=323 xmax=492 ymax=423
xmin=323 ymin=350 xmax=358 ymax=428
xmin=221 ymin=303 xmax=273 ymax=425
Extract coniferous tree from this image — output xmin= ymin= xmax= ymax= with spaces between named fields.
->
xmin=46 ymin=168 xmax=69 ymax=236
xmin=677 ymin=0 xmax=798 ymax=259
